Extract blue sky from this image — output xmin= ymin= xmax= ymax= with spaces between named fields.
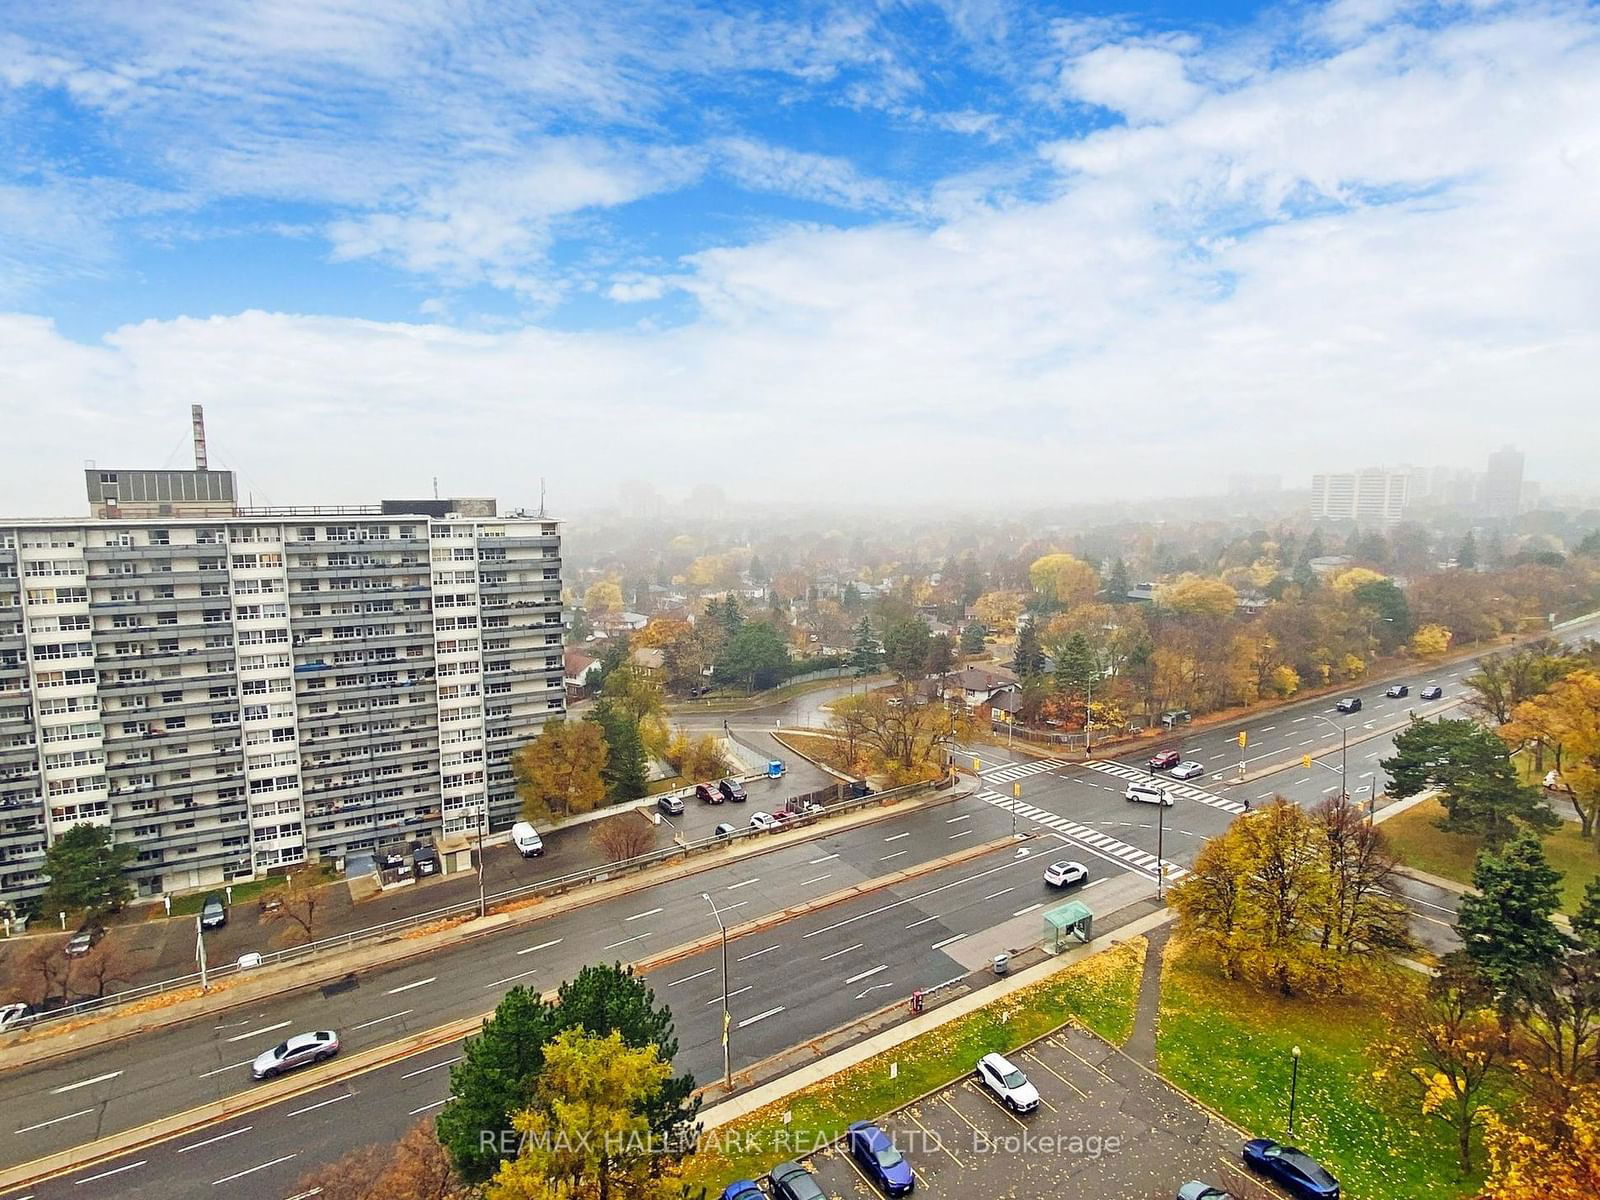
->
xmin=1 ymin=1 xmax=1597 ymax=513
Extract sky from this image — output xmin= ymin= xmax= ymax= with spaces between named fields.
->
xmin=1 ymin=0 xmax=1596 ymax=516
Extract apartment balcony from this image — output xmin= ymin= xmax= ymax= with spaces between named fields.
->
xmin=87 ymin=568 xmax=230 ymax=587
xmin=92 ymin=620 xmax=229 ymax=642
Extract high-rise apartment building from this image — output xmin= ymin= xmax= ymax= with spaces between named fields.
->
xmin=1 ymin=473 xmax=564 ymax=903
xmin=1309 ymin=469 xmax=1409 ymax=524
xmin=1481 ymin=445 xmax=1525 ymax=518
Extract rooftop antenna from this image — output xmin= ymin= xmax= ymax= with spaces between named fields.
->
xmin=191 ymin=404 xmax=209 ymax=470
xmin=539 ymin=478 xmax=546 ymax=518
xmin=433 ymin=476 xmax=439 ymax=500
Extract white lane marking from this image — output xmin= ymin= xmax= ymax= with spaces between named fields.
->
xmin=1257 ymin=791 xmax=1276 ymax=799
xmin=905 ymin=915 xmax=940 ymax=929
xmin=880 ymin=850 xmax=909 ymax=861
xmin=604 ymin=933 xmax=651 ymax=950
xmin=350 ymin=1010 xmax=412 ymax=1031
xmin=736 ymin=945 xmax=779 ymax=962
xmin=726 ymin=878 xmax=760 ymax=890
xmin=484 ymin=968 xmax=541 ymax=989
xmin=802 ymin=856 xmax=1030 ymax=940
xmin=668 ymin=967 xmax=718 ymax=987
xmin=410 ymin=1097 xmax=450 ymax=1115
xmin=400 ymin=1057 xmax=461 ymax=1080
xmin=212 ymin=1154 xmax=298 ymax=1186
xmin=707 ymin=985 xmax=754 ymax=1005
xmin=949 ymin=830 xmax=973 ymax=839
xmin=199 ymin=1059 xmax=253 ymax=1078
xmin=517 ymin=938 xmax=563 ymax=956
xmin=737 ymin=1005 xmax=785 ymax=1028
xmin=627 ymin=907 xmax=664 ymax=921
xmin=799 ymin=873 xmax=832 ymax=886
xmin=50 ymin=1070 xmax=122 ymax=1094
xmin=844 ymin=964 xmax=889 ymax=984
xmin=1013 ymin=903 xmax=1043 ymax=917
xmin=16 ymin=1109 xmax=93 ymax=1134
xmin=982 ymin=888 xmax=1013 ymax=901
xmin=178 ymin=1126 xmax=253 ymax=1154
xmin=1292 ymin=716 xmax=1308 ymax=723
xmin=946 ymin=814 xmax=972 ymax=824
xmin=1260 ymin=726 xmax=1277 ymax=732
xmin=286 ymin=1093 xmax=351 ymax=1118
xmin=819 ymin=942 xmax=864 ymax=962
xmin=723 ymin=901 xmax=748 ymax=913
xmin=226 ymin=1020 xmax=290 ymax=1043
xmin=809 ymin=853 xmax=840 ymax=864
xmin=884 ymin=832 xmax=911 ymax=842
xmin=931 ymin=934 xmax=966 ymax=951
xmin=386 ymin=977 xmax=436 ymax=995
xmin=74 ymin=1160 xmax=146 ymax=1184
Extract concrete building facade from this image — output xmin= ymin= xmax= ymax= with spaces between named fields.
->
xmin=1 ymin=494 xmax=563 ymax=904
xmin=1309 ymin=469 xmax=1409 ymax=524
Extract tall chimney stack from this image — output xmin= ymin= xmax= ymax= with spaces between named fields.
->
xmin=191 ymin=404 xmax=208 ymax=470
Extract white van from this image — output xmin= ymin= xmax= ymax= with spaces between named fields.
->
xmin=510 ymin=821 xmax=544 ymax=858
xmin=1125 ymin=782 xmax=1174 ymax=807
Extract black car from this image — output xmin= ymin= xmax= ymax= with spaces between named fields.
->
xmin=1420 ymin=684 xmax=1443 ymax=700
xmin=769 ymin=1161 xmax=827 ymax=1200
xmin=657 ymin=793 xmax=685 ymax=816
xmin=1385 ymin=684 xmax=1409 ymax=698
xmin=718 ymin=779 xmax=747 ymax=803
xmin=1242 ymin=1138 xmax=1339 ymax=1199
xmin=1335 ymin=697 xmax=1362 ymax=714
xmin=200 ymin=893 xmax=227 ymax=930
xmin=695 ymin=783 xmax=723 ymax=804
xmin=64 ymin=925 xmax=105 ymax=958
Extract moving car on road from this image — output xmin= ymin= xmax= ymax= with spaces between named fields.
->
xmin=1170 ymin=760 xmax=1205 ymax=780
xmin=769 ymin=1161 xmax=826 ymax=1200
xmin=976 ymin=1051 xmax=1040 ymax=1112
xmin=847 ymin=1121 xmax=914 ymax=1196
xmin=696 ymin=782 xmax=724 ymax=804
xmin=750 ymin=811 xmax=779 ymax=831
xmin=718 ymin=778 xmax=748 ymax=803
xmin=250 ymin=1029 xmax=340 ymax=1080
xmin=1242 ymin=1138 xmax=1340 ymax=1199
xmin=1147 ymin=749 xmax=1181 ymax=771
xmin=200 ymin=893 xmax=227 ymax=930
xmin=1044 ymin=860 xmax=1088 ymax=888
xmin=1126 ymin=782 xmax=1174 ymax=806
xmin=1335 ymin=697 xmax=1362 ymax=714
xmin=657 ymin=793 xmax=685 ymax=816
xmin=1420 ymin=684 xmax=1443 ymax=700
xmin=1385 ymin=684 xmax=1409 ymax=698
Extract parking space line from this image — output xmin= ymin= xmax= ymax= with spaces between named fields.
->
xmin=958 ymin=1081 xmax=1028 ymax=1130
xmin=903 ymin=1108 xmax=963 ymax=1168
xmin=1020 ymin=1048 xmax=1087 ymax=1100
xmin=1049 ymin=1034 xmax=1115 ymax=1083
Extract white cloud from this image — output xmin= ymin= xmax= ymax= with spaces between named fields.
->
xmin=712 ymin=139 xmax=906 ymax=214
xmin=1059 ymin=39 xmax=1204 ymax=124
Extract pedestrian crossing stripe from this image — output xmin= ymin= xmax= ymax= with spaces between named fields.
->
xmin=977 ymin=790 xmax=1186 ymax=881
xmin=1082 ymin=761 xmax=1246 ymax=815
xmin=978 ymin=758 xmax=1069 ymax=783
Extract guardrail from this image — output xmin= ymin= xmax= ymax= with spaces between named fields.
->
xmin=13 ymin=777 xmax=945 ymax=1031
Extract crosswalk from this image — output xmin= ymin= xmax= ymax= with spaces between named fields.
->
xmin=979 ymin=758 xmax=1070 ymax=784
xmin=1083 ymin=760 xmax=1246 ymax=815
xmin=977 ymin=790 xmax=1186 ymax=882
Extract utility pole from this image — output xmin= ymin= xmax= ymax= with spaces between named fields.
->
xmin=703 ymin=892 xmax=732 ymax=1090
xmin=1083 ymin=669 xmax=1092 ymax=757
xmin=1156 ymin=793 xmax=1167 ymax=900
xmin=476 ymin=797 xmax=489 ymax=919
xmin=196 ymin=915 xmax=209 ymax=992
xmin=1313 ymin=714 xmax=1350 ymax=806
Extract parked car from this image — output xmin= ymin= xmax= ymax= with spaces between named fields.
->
xmin=510 ymin=821 xmax=544 ymax=857
xmin=847 ymin=1121 xmax=914 ymax=1196
xmin=1335 ymin=697 xmax=1362 ymax=714
xmin=1044 ymin=860 xmax=1088 ymax=888
xmin=657 ymin=793 xmax=685 ymax=816
xmin=719 ymin=1182 xmax=764 ymax=1200
xmin=1147 ymin=749 xmax=1181 ymax=771
xmin=975 ymin=1051 xmax=1040 ymax=1112
xmin=769 ymin=1161 xmax=826 ymax=1200
xmin=1170 ymin=760 xmax=1205 ymax=780
xmin=1126 ymin=782 xmax=1174 ymax=806
xmin=0 ymin=1002 xmax=33 ymax=1033
xmin=413 ymin=844 xmax=441 ymax=876
xmin=1385 ymin=684 xmax=1409 ymax=698
xmin=750 ymin=811 xmax=780 ymax=831
xmin=251 ymin=1029 xmax=341 ymax=1080
xmin=1177 ymin=1185 xmax=1236 ymax=1200
xmin=713 ymin=822 xmax=736 ymax=839
xmin=1161 ymin=708 xmax=1192 ymax=725
xmin=848 ymin=779 xmax=874 ymax=798
xmin=1242 ymin=1138 xmax=1340 ymax=1199
xmin=696 ymin=783 xmax=724 ymax=805
xmin=200 ymin=893 xmax=227 ymax=930
xmin=64 ymin=926 xmax=104 ymax=958
xmin=1420 ymin=684 xmax=1443 ymax=700
xmin=718 ymin=778 xmax=748 ymax=803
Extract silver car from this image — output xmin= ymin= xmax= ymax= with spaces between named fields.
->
xmin=1170 ymin=760 xmax=1205 ymax=780
xmin=251 ymin=1029 xmax=340 ymax=1080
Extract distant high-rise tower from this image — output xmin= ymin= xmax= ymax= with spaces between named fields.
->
xmin=1482 ymin=446 xmax=1525 ymax=518
xmin=1310 ymin=469 xmax=1408 ymax=524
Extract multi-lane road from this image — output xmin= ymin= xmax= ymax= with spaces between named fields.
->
xmin=5 ymin=619 xmax=1595 ymax=1197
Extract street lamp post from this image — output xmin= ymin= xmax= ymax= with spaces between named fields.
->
xmin=1155 ymin=792 xmax=1167 ymax=900
xmin=476 ymin=796 xmax=489 ymax=920
xmin=1312 ymin=714 xmax=1350 ymax=805
xmin=1288 ymin=1044 xmax=1302 ymax=1137
xmin=703 ymin=892 xmax=732 ymax=1091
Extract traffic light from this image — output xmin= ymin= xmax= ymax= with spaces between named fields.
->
xmin=1237 ymin=731 xmax=1248 ymax=749
xmin=1302 ymin=754 xmax=1313 ymax=769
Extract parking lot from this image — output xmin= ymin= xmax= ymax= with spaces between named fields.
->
xmin=799 ymin=1023 xmax=1270 ymax=1199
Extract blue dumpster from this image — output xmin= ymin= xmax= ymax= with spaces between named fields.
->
xmin=767 ymin=759 xmax=786 ymax=778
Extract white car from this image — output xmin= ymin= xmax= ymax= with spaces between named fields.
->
xmin=1044 ymin=860 xmax=1088 ymax=888
xmin=1170 ymin=761 xmax=1204 ymax=780
xmin=1125 ymin=782 xmax=1175 ymax=806
xmin=749 ymin=811 xmax=780 ymax=831
xmin=1544 ymin=769 xmax=1571 ymax=793
xmin=0 ymin=1003 xmax=32 ymax=1033
xmin=976 ymin=1052 xmax=1040 ymax=1112
xmin=250 ymin=1029 xmax=340 ymax=1080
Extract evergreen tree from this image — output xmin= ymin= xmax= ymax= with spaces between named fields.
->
xmin=925 ymin=632 xmax=955 ymax=677
xmin=881 ymin=617 xmax=932 ymax=682
xmin=1103 ymin=557 xmax=1130 ymax=602
xmin=1458 ymin=530 xmax=1478 ymax=569
xmin=849 ymin=617 xmax=879 ymax=675
xmin=1053 ymin=632 xmax=1098 ymax=699
xmin=841 ymin=583 xmax=861 ymax=612
xmin=1382 ymin=719 xmax=1558 ymax=850
xmin=1011 ymin=621 xmax=1045 ymax=678
xmin=717 ymin=594 xmax=744 ymax=640
xmin=959 ymin=622 xmax=986 ymax=656
xmin=1456 ymin=835 xmax=1565 ymax=1016
xmin=587 ymin=699 xmax=648 ymax=803
xmin=40 ymin=823 xmax=134 ymax=916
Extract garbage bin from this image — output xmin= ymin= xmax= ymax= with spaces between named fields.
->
xmin=992 ymin=953 xmax=1010 ymax=977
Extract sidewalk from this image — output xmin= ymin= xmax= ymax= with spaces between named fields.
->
xmin=1123 ymin=921 xmax=1172 ymax=1069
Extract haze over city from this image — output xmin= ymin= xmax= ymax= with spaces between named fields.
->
xmin=3 ymin=0 xmax=1598 ymax=513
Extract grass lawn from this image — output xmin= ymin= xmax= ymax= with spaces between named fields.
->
xmin=773 ymin=731 xmax=847 ymax=771
xmin=1383 ymin=796 xmax=1598 ymax=913
xmin=159 ymin=865 xmax=338 ymax=918
xmin=1158 ymin=939 xmax=1486 ymax=1200
xmin=679 ymin=937 xmax=1146 ymax=1191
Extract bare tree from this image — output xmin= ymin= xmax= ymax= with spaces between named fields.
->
xmin=1314 ymin=797 xmax=1413 ymax=963
xmin=591 ymin=814 xmax=655 ymax=863
xmin=69 ymin=940 xmax=133 ymax=1002
xmin=13 ymin=939 xmax=70 ymax=1010
xmin=260 ymin=868 xmax=322 ymax=947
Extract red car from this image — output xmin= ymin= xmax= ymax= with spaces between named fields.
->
xmin=695 ymin=783 xmax=723 ymax=804
xmin=1147 ymin=750 xmax=1181 ymax=771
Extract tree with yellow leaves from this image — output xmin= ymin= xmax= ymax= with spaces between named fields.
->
xmin=512 ymin=720 xmax=608 ymax=821
xmin=971 ymin=590 xmax=1026 ymax=636
xmin=1412 ymin=622 xmax=1454 ymax=656
xmin=1330 ymin=566 xmax=1388 ymax=593
xmin=1155 ymin=574 xmax=1238 ymax=620
xmin=486 ymin=1029 xmax=683 ymax=1200
xmin=583 ymin=579 xmax=625 ymax=617
xmin=1479 ymin=1083 xmax=1600 ymax=1199
xmin=1028 ymin=553 xmax=1100 ymax=610
xmin=1502 ymin=670 xmax=1600 ymax=839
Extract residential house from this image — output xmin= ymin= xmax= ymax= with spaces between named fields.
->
xmin=564 ymin=649 xmax=602 ymax=699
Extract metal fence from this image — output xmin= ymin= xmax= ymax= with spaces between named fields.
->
xmin=14 ymin=778 xmax=944 ymax=1031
